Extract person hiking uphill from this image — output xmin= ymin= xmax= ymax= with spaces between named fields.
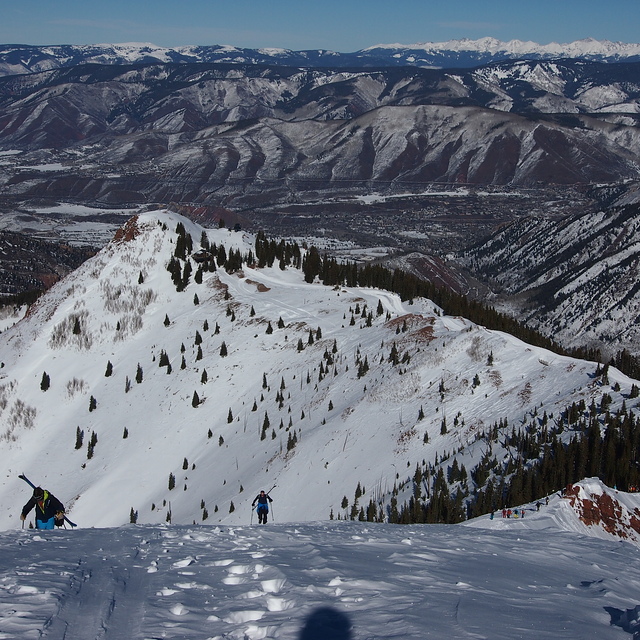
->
xmin=252 ymin=490 xmax=273 ymax=524
xmin=20 ymin=487 xmax=65 ymax=529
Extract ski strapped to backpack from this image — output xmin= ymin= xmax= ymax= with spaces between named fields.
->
xmin=18 ymin=474 xmax=77 ymax=528
xmin=251 ymin=484 xmax=276 ymax=524
xmin=250 ymin=484 xmax=276 ymax=510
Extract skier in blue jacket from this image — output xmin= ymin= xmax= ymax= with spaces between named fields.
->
xmin=20 ymin=487 xmax=65 ymax=529
xmin=252 ymin=490 xmax=273 ymax=524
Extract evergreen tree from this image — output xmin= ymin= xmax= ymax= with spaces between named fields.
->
xmin=40 ymin=371 xmax=50 ymax=391
xmin=261 ymin=412 xmax=270 ymax=440
xmin=105 ymin=360 xmax=113 ymax=376
xmin=192 ymin=391 xmax=200 ymax=407
xmin=389 ymin=342 xmax=399 ymax=365
xmin=179 ymin=261 xmax=192 ymax=291
xmin=136 ymin=363 xmax=143 ymax=384
xmin=302 ymin=246 xmax=322 ymax=283
xmin=87 ymin=431 xmax=98 ymax=459
xmin=75 ymin=426 xmax=84 ymax=450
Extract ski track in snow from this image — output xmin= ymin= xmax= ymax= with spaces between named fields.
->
xmin=0 ymin=521 xmax=639 ymax=639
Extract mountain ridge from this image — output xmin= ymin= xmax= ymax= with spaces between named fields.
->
xmin=0 ymin=209 xmax=637 ymax=530
xmin=1 ymin=37 xmax=640 ymax=78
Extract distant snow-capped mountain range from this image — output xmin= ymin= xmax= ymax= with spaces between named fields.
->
xmin=1 ymin=37 xmax=639 ymax=77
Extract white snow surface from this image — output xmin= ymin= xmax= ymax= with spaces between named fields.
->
xmin=2 ymin=482 xmax=640 ymax=639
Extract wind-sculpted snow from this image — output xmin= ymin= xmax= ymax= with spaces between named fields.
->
xmin=1 ymin=492 xmax=640 ymax=640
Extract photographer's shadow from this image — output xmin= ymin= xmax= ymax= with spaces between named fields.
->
xmin=298 ymin=606 xmax=353 ymax=640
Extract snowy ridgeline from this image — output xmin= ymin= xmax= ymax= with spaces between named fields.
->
xmin=2 ymin=495 xmax=640 ymax=640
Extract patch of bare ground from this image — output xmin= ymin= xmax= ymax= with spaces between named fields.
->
xmin=565 ymin=483 xmax=640 ymax=540
xmin=112 ymin=215 xmax=140 ymax=243
xmin=245 ymin=279 xmax=270 ymax=292
xmin=386 ymin=314 xmax=436 ymax=344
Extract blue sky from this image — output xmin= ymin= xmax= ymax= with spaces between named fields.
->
xmin=3 ymin=0 xmax=639 ymax=51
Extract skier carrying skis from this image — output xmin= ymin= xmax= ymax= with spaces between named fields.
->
xmin=252 ymin=490 xmax=273 ymax=524
xmin=20 ymin=487 xmax=65 ymax=529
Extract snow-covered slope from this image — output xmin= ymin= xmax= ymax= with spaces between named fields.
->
xmin=1 ymin=480 xmax=639 ymax=639
xmin=0 ymin=210 xmax=637 ymax=531
xmin=2 ymin=59 xmax=639 ymax=205
xmin=458 ymin=200 xmax=640 ymax=356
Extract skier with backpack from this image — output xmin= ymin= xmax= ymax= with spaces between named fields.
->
xmin=252 ymin=490 xmax=273 ymax=524
xmin=20 ymin=486 xmax=65 ymax=529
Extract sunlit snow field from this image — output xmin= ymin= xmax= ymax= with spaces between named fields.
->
xmin=2 ymin=489 xmax=640 ymax=640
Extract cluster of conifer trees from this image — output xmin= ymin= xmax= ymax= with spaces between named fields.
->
xmin=364 ymin=393 xmax=640 ymax=525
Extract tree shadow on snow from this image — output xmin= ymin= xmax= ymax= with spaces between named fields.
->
xmin=298 ymin=606 xmax=353 ymax=640
xmin=605 ymin=605 xmax=640 ymax=639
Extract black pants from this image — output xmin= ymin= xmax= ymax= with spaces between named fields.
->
xmin=257 ymin=508 xmax=268 ymax=524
